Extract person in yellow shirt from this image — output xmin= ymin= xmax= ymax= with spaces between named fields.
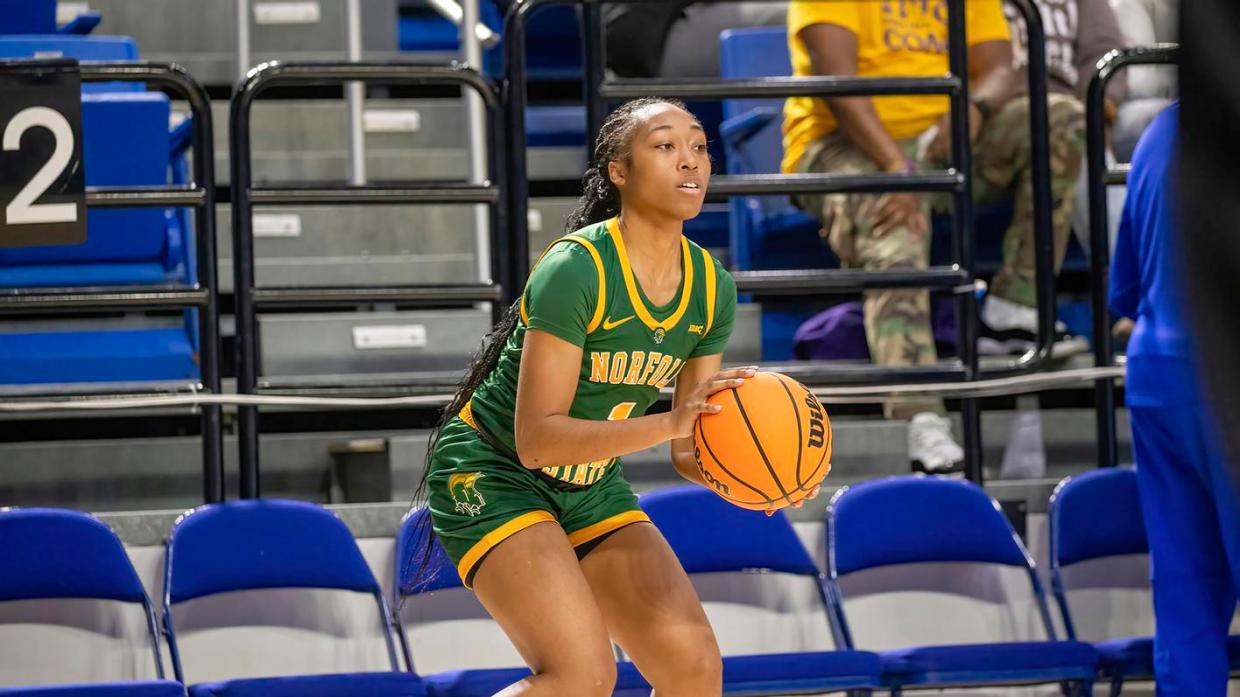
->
xmin=783 ymin=0 xmax=1087 ymax=472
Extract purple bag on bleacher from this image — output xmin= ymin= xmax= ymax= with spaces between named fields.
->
xmin=792 ymin=300 xmax=960 ymax=360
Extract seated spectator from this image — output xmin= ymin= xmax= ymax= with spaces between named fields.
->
xmin=605 ymin=2 xmax=787 ymax=79
xmin=1005 ymin=0 xmax=1129 ymax=255
xmin=783 ymin=0 xmax=1087 ymax=472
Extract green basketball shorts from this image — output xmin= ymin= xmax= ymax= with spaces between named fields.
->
xmin=426 ymin=413 xmax=649 ymax=588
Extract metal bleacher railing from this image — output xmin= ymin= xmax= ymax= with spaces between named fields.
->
xmin=229 ymin=61 xmax=506 ymax=498
xmin=502 ymin=0 xmax=1061 ymax=483
xmin=1087 ymin=44 xmax=1179 ymax=470
xmin=0 ymin=61 xmax=225 ymax=503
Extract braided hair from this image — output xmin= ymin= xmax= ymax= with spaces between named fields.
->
xmin=402 ymin=97 xmax=694 ymax=592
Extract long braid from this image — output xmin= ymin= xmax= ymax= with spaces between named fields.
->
xmin=403 ymin=97 xmax=692 ymax=593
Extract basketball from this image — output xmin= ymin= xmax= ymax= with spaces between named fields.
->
xmin=693 ymin=371 xmax=832 ymax=511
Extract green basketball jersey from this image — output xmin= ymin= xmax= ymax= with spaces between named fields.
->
xmin=465 ymin=217 xmax=738 ymax=488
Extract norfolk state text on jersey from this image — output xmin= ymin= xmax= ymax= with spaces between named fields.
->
xmin=588 ymin=351 xmax=684 ymax=388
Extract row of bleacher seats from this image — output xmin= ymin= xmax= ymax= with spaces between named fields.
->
xmin=2 ymin=471 xmax=1235 ymax=695
xmin=0 ymin=2 xmax=1176 ymax=387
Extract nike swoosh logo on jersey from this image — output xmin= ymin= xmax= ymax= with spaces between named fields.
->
xmin=602 ymin=315 xmax=635 ymax=331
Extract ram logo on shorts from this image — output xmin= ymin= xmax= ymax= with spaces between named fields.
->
xmin=448 ymin=472 xmax=487 ymax=516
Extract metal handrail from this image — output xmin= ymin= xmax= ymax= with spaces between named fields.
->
xmin=1086 ymin=44 xmax=1180 ymax=469
xmin=229 ymin=60 xmax=507 ymax=498
xmin=503 ymin=0 xmax=1060 ymax=482
xmin=0 ymin=61 xmax=224 ymax=503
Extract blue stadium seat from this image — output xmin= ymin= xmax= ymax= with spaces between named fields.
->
xmin=1049 ymin=467 xmax=1240 ymax=695
xmin=0 ymin=508 xmax=185 ymax=696
xmin=0 ymin=37 xmax=139 ymax=93
xmin=394 ymin=509 xmax=651 ymax=697
xmin=0 ymin=36 xmax=198 ymax=386
xmin=163 ymin=500 xmax=425 ymax=697
xmin=826 ymin=476 xmax=1098 ymax=692
xmin=641 ymin=486 xmax=884 ymax=695
xmin=0 ymin=0 xmax=101 ymax=35
xmin=718 ymin=28 xmax=836 ymax=359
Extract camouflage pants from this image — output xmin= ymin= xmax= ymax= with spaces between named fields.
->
xmin=794 ymin=94 xmax=1085 ymax=420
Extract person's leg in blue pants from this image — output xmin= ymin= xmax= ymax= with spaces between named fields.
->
xmin=1131 ymin=403 xmax=1240 ymax=696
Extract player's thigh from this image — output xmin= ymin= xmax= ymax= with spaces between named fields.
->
xmin=472 ymin=520 xmax=619 ymax=686
xmin=578 ymin=522 xmax=722 ymax=685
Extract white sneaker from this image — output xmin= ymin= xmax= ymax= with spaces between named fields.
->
xmin=908 ymin=412 xmax=964 ymax=473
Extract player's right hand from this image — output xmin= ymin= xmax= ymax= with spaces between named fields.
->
xmin=668 ymin=366 xmax=758 ymax=439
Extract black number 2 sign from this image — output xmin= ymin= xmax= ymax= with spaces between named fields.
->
xmin=0 ymin=59 xmax=86 ymax=248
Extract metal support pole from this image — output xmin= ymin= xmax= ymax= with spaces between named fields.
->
xmin=463 ymin=0 xmax=492 ymax=288
xmin=581 ymin=0 xmax=606 ymax=145
xmin=236 ymin=0 xmax=250 ymax=83
xmin=345 ymin=0 xmax=366 ymax=185
xmin=946 ymin=0 xmax=983 ymax=484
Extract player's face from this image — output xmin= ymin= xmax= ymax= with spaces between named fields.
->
xmin=610 ymin=104 xmax=711 ymax=222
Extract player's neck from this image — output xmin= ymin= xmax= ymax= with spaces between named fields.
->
xmin=617 ymin=210 xmax=682 ymax=276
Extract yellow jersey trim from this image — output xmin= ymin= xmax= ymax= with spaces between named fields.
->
xmin=606 ymin=217 xmax=694 ymax=332
xmin=566 ymin=510 xmax=652 ymax=548
xmin=519 ymin=234 xmax=607 ymax=334
xmin=458 ymin=510 xmax=556 ymax=587
xmin=701 ymin=247 xmax=717 ymax=337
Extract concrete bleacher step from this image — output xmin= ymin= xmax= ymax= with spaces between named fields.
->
xmin=189 ymin=99 xmax=585 ymax=185
xmin=0 ymin=408 xmax=1131 ymax=517
xmin=87 ymin=0 xmax=401 ymax=86
xmin=215 ymin=203 xmax=482 ymax=291
xmin=212 ymin=198 xmax=584 ymax=293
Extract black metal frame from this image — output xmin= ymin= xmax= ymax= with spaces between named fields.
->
xmin=0 ymin=61 xmax=224 ymax=503
xmin=1086 ymin=45 xmax=1179 ymax=469
xmin=503 ymin=0 xmax=1059 ymax=483
xmin=230 ymin=61 xmax=506 ymax=498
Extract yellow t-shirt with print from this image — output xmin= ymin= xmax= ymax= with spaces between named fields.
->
xmin=781 ymin=0 xmax=1011 ymax=173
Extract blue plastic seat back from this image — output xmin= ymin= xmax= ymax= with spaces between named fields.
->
xmin=395 ymin=508 xmax=464 ymax=596
xmin=0 ymin=0 xmax=55 ymax=34
xmin=641 ymin=485 xmax=819 ymax=577
xmin=0 ymin=92 xmax=172 ymax=282
xmin=828 ymin=477 xmax=1029 ymax=577
xmin=0 ymin=508 xmax=147 ymax=604
xmin=166 ymin=500 xmax=381 ymax=605
xmin=1051 ymin=467 xmax=1148 ymax=568
xmin=0 ymin=36 xmax=141 ymax=93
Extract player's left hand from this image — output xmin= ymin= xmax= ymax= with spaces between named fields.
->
xmin=766 ymin=485 xmax=821 ymax=517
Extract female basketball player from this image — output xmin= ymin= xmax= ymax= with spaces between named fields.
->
xmin=416 ymin=98 xmax=751 ymax=696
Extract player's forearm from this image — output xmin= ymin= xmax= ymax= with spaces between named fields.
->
xmin=514 ymin=412 xmax=675 ymax=470
xmin=828 ymin=97 xmax=909 ymax=171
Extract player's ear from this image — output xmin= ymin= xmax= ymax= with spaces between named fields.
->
xmin=608 ymin=159 xmax=627 ymax=189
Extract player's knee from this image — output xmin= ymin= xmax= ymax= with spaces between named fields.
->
xmin=650 ymin=629 xmax=723 ymax=692
xmin=543 ymin=656 xmax=617 ymax=697
xmin=678 ymin=640 xmax=723 ymax=690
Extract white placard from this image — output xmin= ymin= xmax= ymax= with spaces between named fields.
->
xmin=352 ymin=325 xmax=428 ymax=350
xmin=57 ymin=2 xmax=91 ymax=25
xmin=32 ymin=51 xmax=65 ymax=59
xmin=363 ymin=110 xmax=422 ymax=133
xmin=254 ymin=1 xmax=321 ymax=25
xmin=527 ymin=209 xmax=543 ymax=233
xmin=252 ymin=213 xmax=302 ymax=238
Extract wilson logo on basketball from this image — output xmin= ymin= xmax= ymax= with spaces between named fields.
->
xmin=693 ymin=371 xmax=833 ymax=513
xmin=805 ymin=394 xmax=827 ymax=449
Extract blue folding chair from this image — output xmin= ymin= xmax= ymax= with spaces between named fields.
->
xmin=641 ymin=486 xmax=883 ymax=695
xmin=0 ymin=508 xmax=185 ymax=696
xmin=393 ymin=509 xmax=651 ymax=697
xmin=825 ymin=476 xmax=1098 ymax=694
xmin=163 ymin=500 xmax=425 ymax=697
xmin=1049 ymin=467 xmax=1240 ymax=696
